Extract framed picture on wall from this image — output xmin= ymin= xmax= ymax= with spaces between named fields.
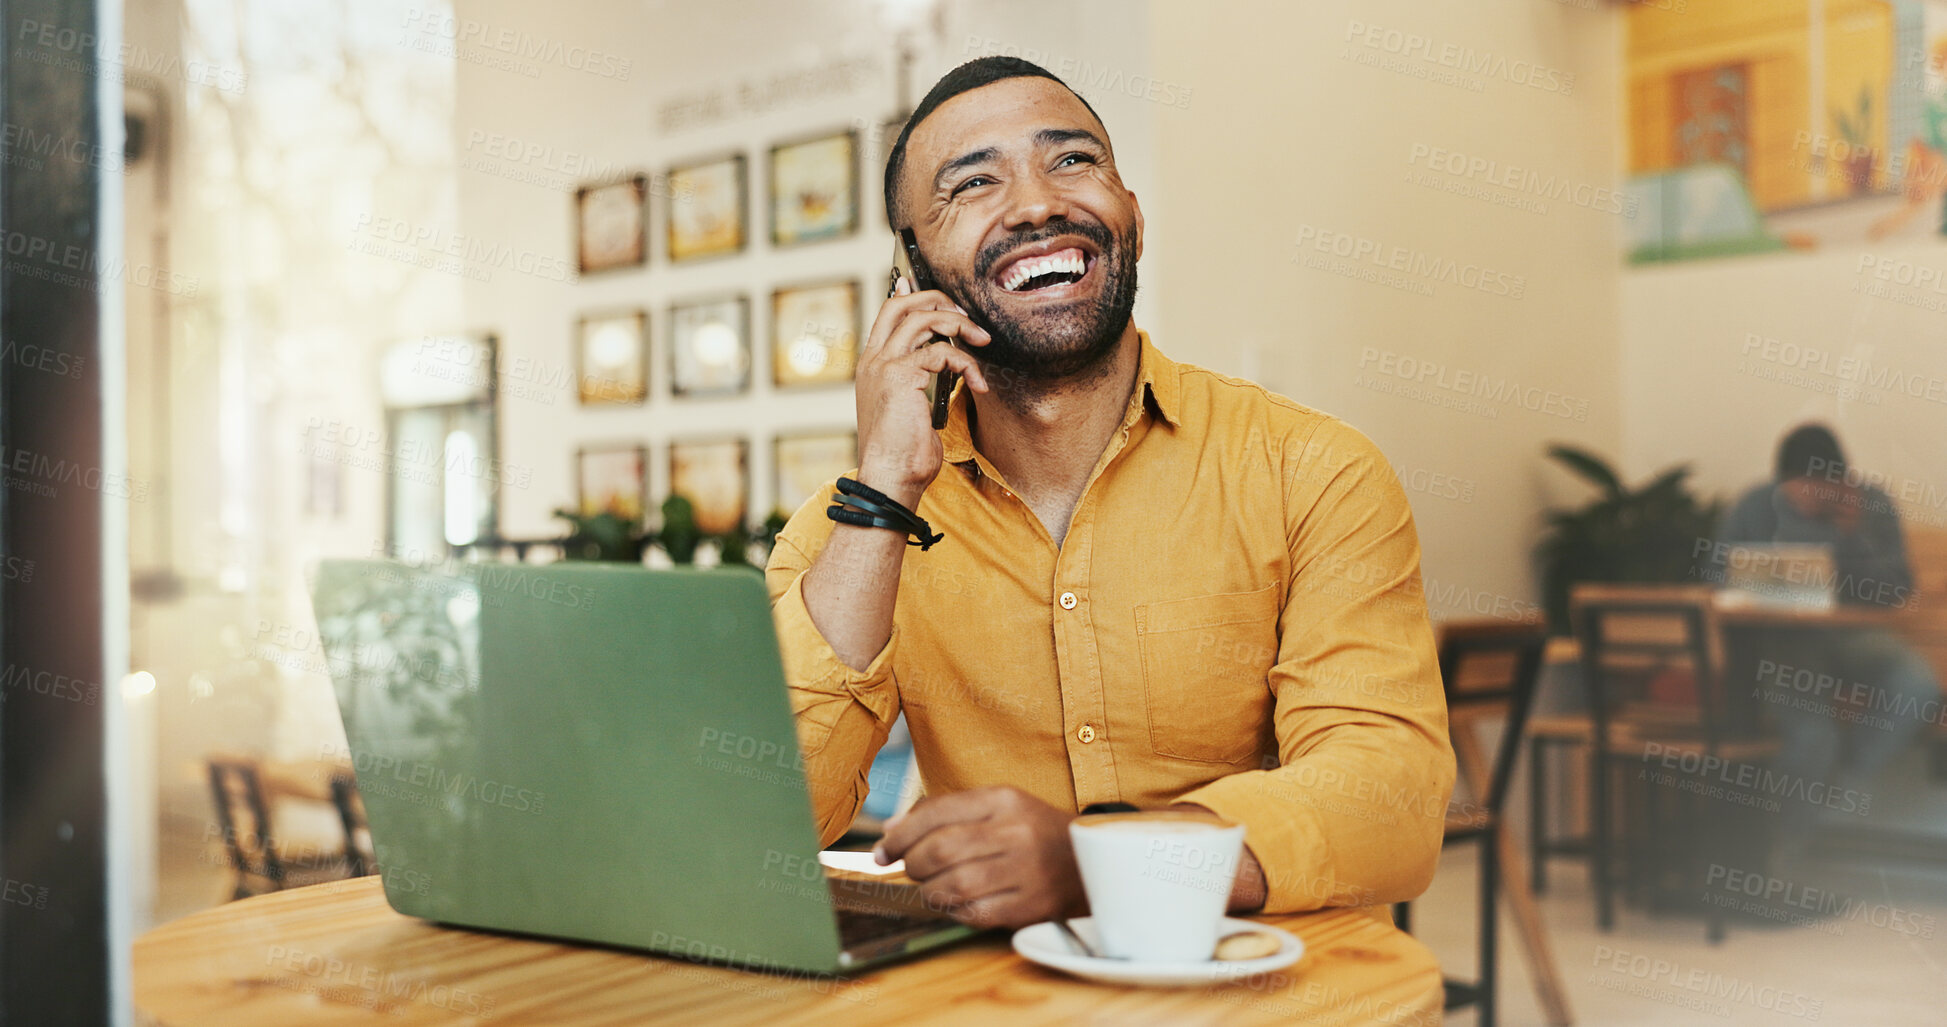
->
xmin=769 ymin=128 xmax=858 ymax=247
xmin=577 ymin=443 xmax=646 ymax=521
xmin=575 ymin=175 xmax=647 ymax=274
xmin=771 ymin=279 xmax=860 ymax=388
xmin=575 ymin=310 xmax=648 ymax=405
xmin=669 ymin=437 xmax=749 ymax=536
xmin=773 ymin=430 xmax=857 ymax=517
xmin=667 ymin=153 xmax=746 ymax=262
xmin=670 ymin=294 xmax=750 ymax=397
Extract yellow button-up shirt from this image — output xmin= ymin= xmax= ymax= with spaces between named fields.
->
xmin=765 ymin=330 xmax=1454 ymax=913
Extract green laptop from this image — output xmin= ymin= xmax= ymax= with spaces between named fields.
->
xmin=308 ymin=558 xmax=975 ymax=973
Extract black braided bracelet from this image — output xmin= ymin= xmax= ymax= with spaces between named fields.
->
xmin=828 ymin=493 xmax=944 ymax=550
xmin=827 ymin=498 xmax=944 ymax=550
xmin=827 ymin=476 xmax=945 ymax=550
xmin=834 ymin=480 xmax=926 ymax=536
xmin=834 ymin=475 xmax=908 ymax=514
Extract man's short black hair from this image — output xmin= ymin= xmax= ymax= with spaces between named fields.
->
xmin=1776 ymin=423 xmax=1846 ymax=481
xmin=882 ymin=56 xmax=1105 ymax=229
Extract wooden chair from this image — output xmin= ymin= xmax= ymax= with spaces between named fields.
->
xmin=1528 ymin=584 xmax=1773 ymax=943
xmin=1889 ymin=525 xmax=1947 ymax=779
xmin=1394 ymin=617 xmax=1553 ymax=1027
xmin=207 ymin=756 xmax=370 ymax=899
xmin=329 ymin=774 xmax=372 ymax=878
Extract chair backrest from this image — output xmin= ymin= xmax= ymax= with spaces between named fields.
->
xmin=1905 ymin=525 xmax=1947 ymax=605
xmin=1899 ymin=526 xmax=1947 ymax=693
xmin=328 ymin=773 xmax=373 ymax=877
xmin=1568 ymin=583 xmax=1732 ymax=751
xmin=206 ymin=757 xmax=282 ymax=884
xmin=1436 ymin=616 xmax=1548 ymax=817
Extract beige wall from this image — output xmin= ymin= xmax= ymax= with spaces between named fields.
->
xmin=1149 ymin=0 xmax=1624 ymax=617
xmin=1622 ymin=246 xmax=1947 ymax=532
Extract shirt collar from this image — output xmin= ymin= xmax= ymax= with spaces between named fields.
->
xmin=940 ymin=328 xmax=1180 ymax=465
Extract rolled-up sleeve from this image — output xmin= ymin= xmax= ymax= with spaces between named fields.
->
xmin=1179 ymin=419 xmax=1455 ymax=913
xmin=765 ymin=488 xmax=904 ymax=844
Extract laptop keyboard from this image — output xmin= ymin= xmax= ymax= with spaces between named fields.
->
xmin=835 ymin=908 xmax=951 ymax=949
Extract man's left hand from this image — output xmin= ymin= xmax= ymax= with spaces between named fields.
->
xmin=873 ymin=786 xmax=1085 ymax=929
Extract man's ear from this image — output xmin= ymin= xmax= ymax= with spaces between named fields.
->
xmin=1129 ymin=189 xmax=1145 ymax=261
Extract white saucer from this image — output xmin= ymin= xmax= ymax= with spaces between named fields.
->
xmin=1011 ymin=917 xmax=1305 ymax=988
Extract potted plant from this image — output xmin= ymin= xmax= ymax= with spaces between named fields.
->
xmin=556 ymin=493 xmax=767 ymax=569
xmin=552 ymin=507 xmax=646 ymax=562
xmin=656 ymin=493 xmax=703 ymax=565
xmin=1533 ymin=445 xmax=1723 ymax=634
xmin=714 ymin=523 xmax=757 ymax=571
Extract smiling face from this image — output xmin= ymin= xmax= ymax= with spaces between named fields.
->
xmin=896 ymin=76 xmax=1143 ymax=381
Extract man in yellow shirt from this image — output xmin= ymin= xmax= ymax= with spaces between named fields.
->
xmin=766 ymin=56 xmax=1454 ymax=930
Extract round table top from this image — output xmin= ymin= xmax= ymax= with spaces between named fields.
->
xmin=134 ymin=875 xmax=1445 ymax=1026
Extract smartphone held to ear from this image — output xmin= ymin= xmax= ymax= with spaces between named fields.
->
xmin=890 ymin=228 xmax=960 ymax=431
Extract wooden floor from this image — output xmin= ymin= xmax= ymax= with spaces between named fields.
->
xmin=1415 ymin=747 xmax=1947 ymax=1026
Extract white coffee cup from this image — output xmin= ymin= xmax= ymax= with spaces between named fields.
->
xmin=1068 ymin=809 xmax=1246 ymax=962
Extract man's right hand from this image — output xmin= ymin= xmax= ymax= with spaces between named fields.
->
xmin=800 ymin=277 xmax=990 ymax=673
xmin=854 ymin=276 xmax=991 ymax=508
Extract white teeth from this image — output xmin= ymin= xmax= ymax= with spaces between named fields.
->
xmin=1000 ymin=248 xmax=1088 ymax=292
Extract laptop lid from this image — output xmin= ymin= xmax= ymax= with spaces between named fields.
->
xmin=309 ymin=559 xmax=846 ymax=972
xmin=1723 ymin=543 xmax=1837 ymax=609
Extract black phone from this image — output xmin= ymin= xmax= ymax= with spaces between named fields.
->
xmin=890 ymin=227 xmax=959 ymax=430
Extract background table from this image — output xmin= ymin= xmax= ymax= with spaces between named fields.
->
xmin=1711 ymin=600 xmax=1903 ymax=630
xmin=134 ymin=876 xmax=1445 ymax=1026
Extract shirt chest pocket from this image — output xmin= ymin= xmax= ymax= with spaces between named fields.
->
xmin=1134 ymin=584 xmax=1281 ymax=764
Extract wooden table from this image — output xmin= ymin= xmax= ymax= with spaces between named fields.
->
xmin=1711 ymin=599 xmax=1902 ymax=631
xmin=134 ymin=876 xmax=1445 ymax=1026
xmin=1539 ymin=600 xmax=1902 ymax=659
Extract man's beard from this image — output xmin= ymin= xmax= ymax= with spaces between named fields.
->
xmin=942 ymin=220 xmax=1139 ymax=385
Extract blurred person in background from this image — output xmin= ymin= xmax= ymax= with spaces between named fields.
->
xmin=1715 ymin=423 xmax=1940 ymax=870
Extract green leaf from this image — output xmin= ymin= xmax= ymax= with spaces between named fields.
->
xmin=1532 ymin=445 xmax=1723 ymax=634
xmin=1547 ymin=444 xmax=1625 ymax=498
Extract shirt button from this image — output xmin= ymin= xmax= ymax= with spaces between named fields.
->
xmin=1059 ymin=591 xmax=1078 ymax=610
xmin=1077 ymin=724 xmax=1096 ymax=744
